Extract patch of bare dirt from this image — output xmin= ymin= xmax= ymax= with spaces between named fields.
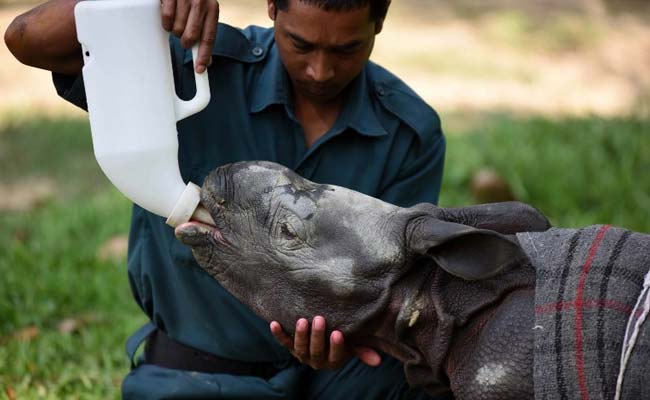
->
xmin=1 ymin=1 xmax=649 ymax=116
xmin=11 ymin=325 xmax=39 ymax=342
xmin=57 ymin=313 xmax=101 ymax=334
xmin=96 ymin=234 xmax=129 ymax=262
xmin=0 ymin=178 xmax=57 ymax=211
xmin=4 ymin=386 xmax=17 ymax=400
xmin=372 ymin=16 xmax=650 ymax=115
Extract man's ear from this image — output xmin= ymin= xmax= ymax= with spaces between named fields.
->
xmin=375 ymin=18 xmax=385 ymax=34
xmin=375 ymin=0 xmax=391 ymax=34
xmin=406 ymin=216 xmax=526 ymax=280
xmin=268 ymin=0 xmax=277 ymax=21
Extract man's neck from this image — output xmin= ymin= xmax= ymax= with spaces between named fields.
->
xmin=292 ymin=88 xmax=344 ymax=148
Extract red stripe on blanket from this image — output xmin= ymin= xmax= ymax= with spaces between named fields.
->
xmin=576 ymin=225 xmax=611 ymax=400
xmin=535 ymin=299 xmax=637 ymax=315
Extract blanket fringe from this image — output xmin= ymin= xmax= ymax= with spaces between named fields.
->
xmin=615 ymin=270 xmax=650 ymax=400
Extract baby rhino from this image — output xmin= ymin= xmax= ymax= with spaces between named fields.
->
xmin=175 ymin=161 xmax=650 ymax=400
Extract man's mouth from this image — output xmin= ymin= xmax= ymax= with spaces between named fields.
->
xmin=300 ymin=82 xmax=340 ymax=100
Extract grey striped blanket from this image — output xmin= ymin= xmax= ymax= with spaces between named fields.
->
xmin=517 ymin=225 xmax=650 ymax=400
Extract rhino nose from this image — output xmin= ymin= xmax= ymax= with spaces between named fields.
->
xmin=214 ymin=196 xmax=226 ymax=206
xmin=202 ymin=169 xmax=230 ymax=204
xmin=202 ymin=192 xmax=226 ymax=209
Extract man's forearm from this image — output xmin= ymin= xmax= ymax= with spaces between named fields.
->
xmin=4 ymin=0 xmax=83 ymax=75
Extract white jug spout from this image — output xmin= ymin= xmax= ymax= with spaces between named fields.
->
xmin=165 ymin=181 xmax=216 ymax=227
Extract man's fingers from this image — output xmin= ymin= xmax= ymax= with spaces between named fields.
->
xmin=293 ymin=318 xmax=309 ymax=361
xmin=161 ymin=0 xmax=176 ymax=31
xmin=172 ymin=0 xmax=191 ymax=40
xmin=354 ymin=346 xmax=382 ymax=367
xmin=274 ymin=317 xmax=368 ymax=370
xmin=309 ymin=316 xmax=326 ymax=363
xmin=181 ymin=0 xmax=206 ymax=49
xmin=166 ymin=0 xmax=218 ymax=70
xmin=270 ymin=321 xmax=293 ymax=349
xmin=328 ymin=330 xmax=346 ymax=365
xmin=196 ymin=1 xmax=219 ymax=73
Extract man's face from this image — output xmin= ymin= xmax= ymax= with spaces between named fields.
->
xmin=268 ymin=0 xmax=383 ymax=103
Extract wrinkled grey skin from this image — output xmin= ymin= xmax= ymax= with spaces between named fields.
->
xmin=175 ymin=161 xmax=550 ymax=398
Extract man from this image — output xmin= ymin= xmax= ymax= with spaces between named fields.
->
xmin=5 ymin=0 xmax=447 ymax=398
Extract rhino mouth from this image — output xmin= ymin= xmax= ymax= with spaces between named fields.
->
xmin=174 ymin=220 xmax=228 ymax=247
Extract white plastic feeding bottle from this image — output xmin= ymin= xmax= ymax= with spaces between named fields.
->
xmin=74 ymin=0 xmax=214 ymax=227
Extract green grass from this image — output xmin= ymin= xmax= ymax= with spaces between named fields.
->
xmin=0 ymin=117 xmax=144 ymax=399
xmin=0 ymin=112 xmax=649 ymax=398
xmin=0 ymin=115 xmax=107 ymax=195
xmin=440 ymin=112 xmax=650 ymax=232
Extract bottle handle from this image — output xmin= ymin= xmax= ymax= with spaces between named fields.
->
xmin=174 ymin=45 xmax=211 ymax=121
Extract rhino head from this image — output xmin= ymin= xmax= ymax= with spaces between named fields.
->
xmin=175 ymin=161 xmax=545 ymax=396
xmin=176 ymin=161 xmax=529 ymax=333
xmin=177 ymin=161 xmax=410 ymax=334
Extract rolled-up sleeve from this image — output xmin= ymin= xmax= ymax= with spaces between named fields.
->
xmin=52 ymin=72 xmax=88 ymax=111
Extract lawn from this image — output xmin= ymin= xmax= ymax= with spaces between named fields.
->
xmin=0 ymin=112 xmax=649 ymax=398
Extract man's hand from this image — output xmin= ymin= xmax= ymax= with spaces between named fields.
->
xmin=160 ymin=0 xmax=219 ymax=73
xmin=270 ymin=316 xmax=381 ymax=370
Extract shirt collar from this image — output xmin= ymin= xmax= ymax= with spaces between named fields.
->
xmin=249 ymin=49 xmax=387 ymax=138
xmin=248 ymin=46 xmax=288 ymax=113
xmin=341 ymin=68 xmax=388 ymax=137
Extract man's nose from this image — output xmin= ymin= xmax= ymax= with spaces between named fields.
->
xmin=306 ymin=51 xmax=335 ymax=82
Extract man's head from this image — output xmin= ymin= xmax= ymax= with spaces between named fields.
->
xmin=272 ymin=0 xmax=390 ymax=22
xmin=267 ymin=0 xmax=390 ymax=103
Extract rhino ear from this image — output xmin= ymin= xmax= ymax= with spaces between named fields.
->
xmin=407 ymin=216 xmax=525 ymax=280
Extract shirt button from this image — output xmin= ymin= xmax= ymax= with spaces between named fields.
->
xmin=376 ymin=86 xmax=386 ymax=97
xmin=252 ymin=46 xmax=264 ymax=57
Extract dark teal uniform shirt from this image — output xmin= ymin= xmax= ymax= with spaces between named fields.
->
xmin=54 ymin=23 xmax=446 ymax=398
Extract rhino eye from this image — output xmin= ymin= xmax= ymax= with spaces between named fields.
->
xmin=280 ymin=222 xmax=298 ymax=239
xmin=273 ymin=212 xmax=306 ymax=250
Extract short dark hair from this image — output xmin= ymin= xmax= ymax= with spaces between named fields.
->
xmin=273 ymin=0 xmax=390 ymax=22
